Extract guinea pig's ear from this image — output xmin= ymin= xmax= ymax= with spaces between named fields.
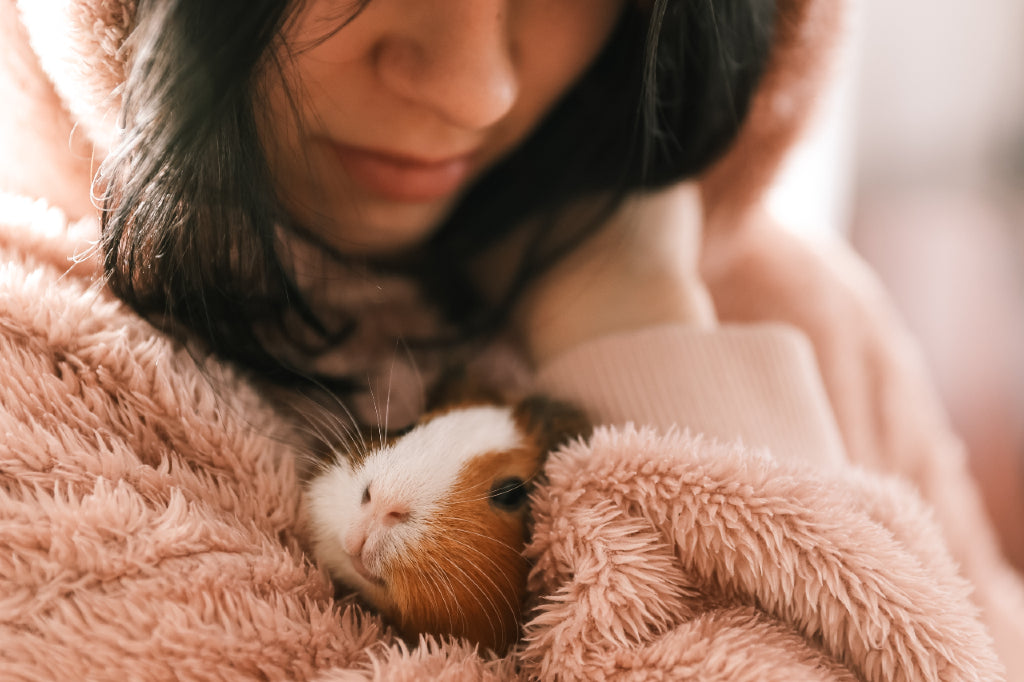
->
xmin=426 ymin=367 xmax=504 ymax=411
xmin=513 ymin=396 xmax=592 ymax=457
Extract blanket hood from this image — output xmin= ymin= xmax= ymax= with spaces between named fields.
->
xmin=7 ymin=0 xmax=843 ymax=226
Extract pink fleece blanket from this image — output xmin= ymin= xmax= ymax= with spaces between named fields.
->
xmin=0 ymin=200 xmax=1003 ymax=680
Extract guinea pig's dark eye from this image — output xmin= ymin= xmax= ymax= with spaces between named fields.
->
xmin=387 ymin=424 xmax=414 ymax=439
xmin=488 ymin=477 xmax=528 ymax=511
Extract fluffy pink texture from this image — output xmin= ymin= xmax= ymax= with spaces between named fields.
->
xmin=0 ymin=199 xmax=388 ymax=679
xmin=15 ymin=0 xmax=134 ymax=151
xmin=704 ymin=214 xmax=1024 ymax=676
xmin=523 ymin=426 xmax=1002 ymax=681
xmin=1 ymin=0 xmax=1016 ymax=677
xmin=0 ymin=204 xmax=1005 ymax=679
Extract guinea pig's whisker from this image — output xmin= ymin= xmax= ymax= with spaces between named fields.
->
xmin=422 ymin=553 xmax=465 ymax=632
xmin=294 ymin=387 xmax=357 ymax=439
xmin=284 ymin=425 xmax=333 ymax=471
xmin=434 ymin=534 xmax=521 ymax=641
xmin=294 ymin=392 xmax=367 ymax=459
xmin=454 ymin=485 xmax=511 ymax=506
xmin=290 ymin=450 xmax=327 ymax=486
xmin=427 ymin=527 xmax=520 ymax=621
xmin=420 ymin=566 xmax=452 ymax=628
xmin=456 ymin=471 xmax=546 ymax=506
xmin=429 ymin=547 xmax=504 ymax=646
xmin=294 ymin=413 xmax=335 ymax=448
xmin=451 ymin=537 xmax=523 ymax=580
xmin=293 ymin=446 xmax=331 ymax=478
xmin=446 ymin=550 xmax=518 ymax=620
xmin=383 ymin=342 xmax=399 ymax=442
xmin=425 ymin=526 xmax=506 ymax=613
xmin=396 ymin=339 xmax=426 ymax=414
xmin=424 ymin=552 xmax=470 ymax=631
xmin=363 ymin=374 xmax=387 ymax=451
xmin=296 ymin=413 xmax=359 ymax=467
xmin=436 ymin=516 xmax=527 ymax=559
xmin=311 ymin=387 xmax=369 ymax=454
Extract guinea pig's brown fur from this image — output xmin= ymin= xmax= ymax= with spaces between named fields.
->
xmin=304 ymin=394 xmax=590 ymax=655
xmin=381 ymin=396 xmax=589 ymax=653
xmin=383 ymin=445 xmax=540 ymax=653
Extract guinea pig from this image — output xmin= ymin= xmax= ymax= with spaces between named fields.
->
xmin=304 ymin=395 xmax=590 ymax=655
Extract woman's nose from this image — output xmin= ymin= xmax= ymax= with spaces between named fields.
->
xmin=374 ymin=1 xmax=518 ymax=130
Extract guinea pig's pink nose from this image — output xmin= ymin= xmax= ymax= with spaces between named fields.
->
xmin=380 ymin=505 xmax=411 ymax=527
xmin=363 ymin=482 xmax=410 ymax=525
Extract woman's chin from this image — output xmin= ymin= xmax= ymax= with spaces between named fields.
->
xmin=301 ymin=194 xmax=461 ymax=257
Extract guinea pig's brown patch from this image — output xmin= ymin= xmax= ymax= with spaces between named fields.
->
xmin=513 ymin=395 xmax=592 ymax=457
xmin=383 ymin=446 xmax=541 ymax=655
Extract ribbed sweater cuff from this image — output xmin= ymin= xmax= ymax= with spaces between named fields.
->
xmin=532 ymin=324 xmax=847 ymax=468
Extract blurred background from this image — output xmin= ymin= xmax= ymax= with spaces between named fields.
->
xmin=769 ymin=0 xmax=1024 ymax=569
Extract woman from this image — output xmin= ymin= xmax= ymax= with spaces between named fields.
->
xmin=0 ymin=0 xmax=1019 ymax=678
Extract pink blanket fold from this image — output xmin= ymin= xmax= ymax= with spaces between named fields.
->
xmin=524 ymin=427 xmax=1000 ymax=681
xmin=0 ymin=204 xmax=1004 ymax=680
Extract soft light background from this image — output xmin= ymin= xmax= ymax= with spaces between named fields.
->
xmin=770 ymin=0 xmax=1024 ymax=568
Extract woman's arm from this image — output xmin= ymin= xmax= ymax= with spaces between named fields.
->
xmin=514 ymin=183 xmax=846 ymax=468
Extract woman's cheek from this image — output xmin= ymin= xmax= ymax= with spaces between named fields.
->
xmin=256 ymin=0 xmax=628 ymax=255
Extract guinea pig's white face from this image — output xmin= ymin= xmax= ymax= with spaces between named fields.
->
xmin=305 ymin=403 xmax=540 ymax=650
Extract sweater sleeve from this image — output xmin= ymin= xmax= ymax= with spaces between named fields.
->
xmin=531 ymin=323 xmax=848 ymax=469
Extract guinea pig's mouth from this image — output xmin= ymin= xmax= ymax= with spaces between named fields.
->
xmin=349 ymin=553 xmax=386 ymax=587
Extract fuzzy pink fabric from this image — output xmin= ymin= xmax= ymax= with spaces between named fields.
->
xmin=703 ymin=212 xmax=1024 ymax=677
xmin=15 ymin=0 xmax=135 ymax=151
xmin=1 ymin=0 xmax=1017 ymax=677
xmin=0 ymin=202 xmax=1005 ymax=679
xmin=525 ymin=426 xmax=1002 ymax=681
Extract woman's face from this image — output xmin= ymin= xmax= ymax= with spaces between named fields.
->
xmin=260 ymin=0 xmax=627 ymax=255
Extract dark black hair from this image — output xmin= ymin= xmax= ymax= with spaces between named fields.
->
xmin=99 ymin=0 xmax=776 ymax=387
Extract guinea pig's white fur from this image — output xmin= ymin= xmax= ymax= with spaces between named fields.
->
xmin=304 ymin=395 xmax=590 ymax=654
xmin=303 ymin=401 xmax=540 ymax=651
xmin=305 ymin=405 xmax=526 ymax=624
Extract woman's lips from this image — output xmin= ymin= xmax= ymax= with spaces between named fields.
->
xmin=329 ymin=142 xmax=474 ymax=203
